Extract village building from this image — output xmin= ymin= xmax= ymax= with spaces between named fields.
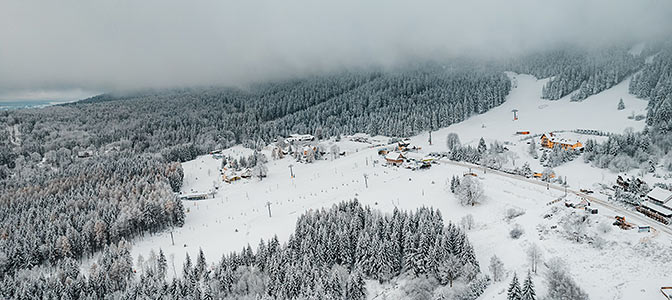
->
xmin=240 ymin=168 xmax=252 ymax=178
xmin=566 ymin=198 xmax=590 ymax=209
xmin=637 ymin=187 xmax=672 ymax=224
xmin=349 ymin=133 xmax=370 ymax=143
xmin=223 ymin=170 xmax=242 ymax=183
xmin=285 ymin=134 xmax=315 ymax=143
xmin=385 ymin=152 xmax=405 ymax=166
xmin=615 ymin=175 xmax=646 ymax=192
xmin=77 ymin=150 xmax=94 ymax=158
xmin=178 ymin=191 xmax=214 ymax=201
xmin=396 ymin=140 xmax=411 ymax=151
xmin=540 ymin=132 xmax=583 ymax=150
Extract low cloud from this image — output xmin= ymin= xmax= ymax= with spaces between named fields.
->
xmin=1 ymin=0 xmax=671 ymax=99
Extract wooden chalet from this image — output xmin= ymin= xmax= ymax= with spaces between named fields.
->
xmin=540 ymin=133 xmax=583 ymax=150
xmin=385 ymin=152 xmax=405 ymax=166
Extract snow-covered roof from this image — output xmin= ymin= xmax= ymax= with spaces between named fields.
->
xmin=286 ymin=134 xmax=315 ymax=142
xmin=646 ymin=187 xmax=672 ymax=205
xmin=542 ymin=132 xmax=580 ymax=145
xmin=178 ymin=191 xmax=212 ymax=200
xmin=385 ymin=152 xmax=404 ymax=160
xmin=641 ymin=200 xmax=672 ymax=217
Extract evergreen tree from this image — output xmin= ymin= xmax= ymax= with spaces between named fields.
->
xmin=183 ymin=253 xmax=193 ymax=278
xmin=157 ymin=249 xmax=168 ymax=279
xmin=195 ymin=248 xmax=207 ymax=279
xmin=617 ymin=98 xmax=625 ymax=110
xmin=478 ymin=138 xmax=487 ymax=153
xmin=507 ymin=272 xmax=522 ymax=300
xmin=345 ymin=269 xmax=366 ymax=300
xmin=521 ymin=271 xmax=536 ymax=300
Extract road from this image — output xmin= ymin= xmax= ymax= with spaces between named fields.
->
xmin=441 ymin=159 xmax=672 ymax=237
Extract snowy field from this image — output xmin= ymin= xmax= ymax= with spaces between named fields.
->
xmin=126 ymin=73 xmax=671 ymax=299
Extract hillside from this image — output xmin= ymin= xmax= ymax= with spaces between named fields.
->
xmin=122 ymin=72 xmax=671 ymax=299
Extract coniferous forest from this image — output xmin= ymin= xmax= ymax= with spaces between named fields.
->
xmin=2 ymin=63 xmax=511 ymax=161
xmin=1 ymin=200 xmax=488 ymax=300
xmin=510 ymin=45 xmax=645 ymax=101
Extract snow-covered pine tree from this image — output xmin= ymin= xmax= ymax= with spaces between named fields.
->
xmin=507 ymin=272 xmax=522 ymax=300
xmin=477 ymin=138 xmax=487 ymax=153
xmin=521 ymin=271 xmax=536 ymax=300
xmin=345 ymin=269 xmax=366 ymax=300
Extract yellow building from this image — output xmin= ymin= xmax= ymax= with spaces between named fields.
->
xmin=540 ymin=133 xmax=583 ymax=150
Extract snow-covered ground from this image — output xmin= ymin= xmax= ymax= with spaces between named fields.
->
xmin=411 ymin=72 xmax=647 ymax=149
xmin=126 ymin=73 xmax=671 ymax=299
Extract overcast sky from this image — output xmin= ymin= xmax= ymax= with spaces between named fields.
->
xmin=1 ymin=0 xmax=671 ymax=101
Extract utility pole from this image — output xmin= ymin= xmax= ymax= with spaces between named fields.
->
xmin=363 ymin=173 xmax=369 ymax=188
xmin=288 ymin=164 xmax=294 ymax=178
xmin=564 ymin=177 xmax=568 ymax=196
xmin=429 ymin=130 xmax=432 ymax=145
xmin=266 ymin=201 xmax=272 ymax=217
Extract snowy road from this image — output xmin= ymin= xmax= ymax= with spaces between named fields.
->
xmin=440 ymin=159 xmax=672 ymax=237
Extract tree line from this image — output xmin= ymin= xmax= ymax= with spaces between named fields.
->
xmin=1 ymin=200 xmax=489 ymax=299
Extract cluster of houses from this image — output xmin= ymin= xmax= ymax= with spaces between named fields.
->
xmin=285 ymin=134 xmax=315 ymax=143
xmin=378 ymin=140 xmax=433 ymax=170
xmin=272 ymin=134 xmax=330 ymax=163
xmin=565 ymin=197 xmax=598 ymax=214
xmin=614 ymin=175 xmax=646 ymax=191
xmin=221 ymin=167 xmax=256 ymax=183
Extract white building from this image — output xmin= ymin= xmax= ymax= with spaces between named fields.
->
xmin=285 ymin=134 xmax=315 ymax=143
xmin=638 ymin=187 xmax=672 ymax=223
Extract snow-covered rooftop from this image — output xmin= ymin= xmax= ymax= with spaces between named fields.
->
xmin=646 ymin=187 xmax=672 ymax=205
xmin=385 ymin=152 xmax=404 ymax=160
xmin=544 ymin=132 xmax=580 ymax=145
xmin=641 ymin=200 xmax=672 ymax=217
xmin=286 ymin=134 xmax=315 ymax=142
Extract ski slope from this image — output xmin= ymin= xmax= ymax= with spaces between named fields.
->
xmin=125 ymin=73 xmax=671 ymax=300
xmin=411 ymin=72 xmax=648 ymax=149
